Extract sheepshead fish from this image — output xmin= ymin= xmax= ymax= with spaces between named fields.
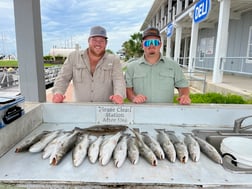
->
xmin=75 ymin=125 xmax=128 ymax=136
xmin=193 ymin=136 xmax=223 ymax=164
xmin=127 ymin=136 xmax=139 ymax=165
xmin=88 ymin=135 xmax=104 ymax=164
xmin=156 ymin=129 xmax=176 ymax=163
xmin=99 ymin=132 xmax=122 ymax=166
xmin=15 ymin=131 xmax=50 ymax=153
xmin=130 ymin=128 xmax=157 ymax=166
xmin=141 ymin=132 xmax=165 ymax=160
xmin=42 ymin=133 xmax=70 ymax=159
xmin=72 ymin=134 xmax=90 ymax=167
xmin=183 ymin=133 xmax=200 ymax=162
xmin=50 ymin=130 xmax=79 ymax=166
xmin=29 ymin=130 xmax=62 ymax=153
xmin=168 ymin=132 xmax=188 ymax=163
xmin=113 ymin=135 xmax=128 ymax=168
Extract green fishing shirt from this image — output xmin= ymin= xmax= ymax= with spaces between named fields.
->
xmin=125 ymin=55 xmax=189 ymax=103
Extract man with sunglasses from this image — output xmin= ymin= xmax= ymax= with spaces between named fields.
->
xmin=125 ymin=27 xmax=191 ymax=105
xmin=52 ymin=26 xmax=126 ymax=104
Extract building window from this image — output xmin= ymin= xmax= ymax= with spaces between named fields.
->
xmin=247 ymin=26 xmax=252 ymax=63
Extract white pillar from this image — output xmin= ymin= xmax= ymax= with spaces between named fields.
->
xmin=174 ymin=25 xmax=182 ymax=62
xmin=14 ymin=0 xmax=46 ymax=102
xmin=166 ymin=37 xmax=171 ymax=58
xmin=212 ymin=0 xmax=231 ymax=83
xmin=176 ymin=0 xmax=182 ymax=15
xmin=168 ymin=0 xmax=172 ymax=22
xmin=183 ymin=37 xmax=189 ymax=66
xmin=188 ymin=18 xmax=199 ymax=72
xmin=160 ymin=37 xmax=164 ymax=55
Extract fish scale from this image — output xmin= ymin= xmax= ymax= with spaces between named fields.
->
xmin=50 ymin=130 xmax=79 ymax=166
xmin=113 ymin=135 xmax=128 ymax=168
xmin=142 ymin=132 xmax=165 ymax=160
xmin=184 ymin=133 xmax=201 ymax=162
xmin=129 ymin=128 xmax=158 ymax=166
xmin=42 ymin=133 xmax=70 ymax=159
xmin=168 ymin=132 xmax=188 ymax=163
xmin=193 ymin=136 xmax=223 ymax=164
xmin=88 ymin=135 xmax=104 ymax=164
xmin=72 ymin=134 xmax=90 ymax=167
xmin=15 ymin=131 xmax=50 ymax=153
xmin=156 ymin=130 xmax=176 ymax=163
xmin=29 ymin=130 xmax=62 ymax=153
xmin=127 ymin=136 xmax=139 ymax=165
xmin=99 ymin=132 xmax=122 ymax=166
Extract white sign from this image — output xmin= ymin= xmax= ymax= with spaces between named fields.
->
xmin=96 ymin=106 xmax=134 ymax=124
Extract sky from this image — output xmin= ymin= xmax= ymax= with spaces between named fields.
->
xmin=0 ymin=0 xmax=154 ymax=57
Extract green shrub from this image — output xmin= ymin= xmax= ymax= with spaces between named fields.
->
xmin=175 ymin=92 xmax=249 ymax=104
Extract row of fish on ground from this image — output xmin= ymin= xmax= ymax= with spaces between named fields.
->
xmin=14 ymin=125 xmax=223 ymax=168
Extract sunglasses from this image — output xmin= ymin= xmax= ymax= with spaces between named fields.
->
xmin=143 ymin=39 xmax=161 ymax=47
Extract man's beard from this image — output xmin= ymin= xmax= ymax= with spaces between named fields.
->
xmin=89 ymin=47 xmax=105 ymax=57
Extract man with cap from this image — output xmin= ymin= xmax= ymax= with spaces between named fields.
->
xmin=52 ymin=26 xmax=126 ymax=103
xmin=125 ymin=27 xmax=191 ymax=104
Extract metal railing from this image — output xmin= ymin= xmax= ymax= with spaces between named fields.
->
xmin=183 ymin=69 xmax=207 ymax=93
xmin=0 ymin=66 xmax=61 ymax=90
xmin=178 ymin=57 xmax=252 ymax=76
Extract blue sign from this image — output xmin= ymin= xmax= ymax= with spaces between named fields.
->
xmin=193 ymin=0 xmax=211 ymax=23
xmin=167 ymin=23 xmax=173 ymax=37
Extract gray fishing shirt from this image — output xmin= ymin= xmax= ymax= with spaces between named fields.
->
xmin=52 ymin=49 xmax=126 ymax=102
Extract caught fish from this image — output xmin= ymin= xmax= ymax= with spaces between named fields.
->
xmin=193 ymin=136 xmax=223 ymax=164
xmin=72 ymin=134 xmax=90 ymax=167
xmin=29 ymin=130 xmax=62 ymax=153
xmin=15 ymin=131 xmax=50 ymax=153
xmin=168 ymin=132 xmax=188 ymax=163
xmin=113 ymin=135 xmax=128 ymax=168
xmin=75 ymin=125 xmax=128 ymax=136
xmin=156 ymin=129 xmax=176 ymax=163
xmin=42 ymin=133 xmax=70 ymax=159
xmin=184 ymin=133 xmax=200 ymax=162
xmin=141 ymin=132 xmax=165 ymax=160
xmin=130 ymin=128 xmax=157 ymax=166
xmin=99 ymin=132 xmax=122 ymax=166
xmin=88 ymin=135 xmax=104 ymax=164
xmin=50 ymin=130 xmax=79 ymax=166
xmin=127 ymin=136 xmax=139 ymax=165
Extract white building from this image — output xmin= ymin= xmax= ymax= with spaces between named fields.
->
xmin=141 ymin=0 xmax=252 ymax=83
xmin=49 ymin=44 xmax=81 ymax=58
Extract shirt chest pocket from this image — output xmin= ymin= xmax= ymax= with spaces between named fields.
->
xmin=100 ymin=66 xmax=113 ymax=82
xmin=73 ymin=65 xmax=87 ymax=83
xmin=159 ymin=71 xmax=174 ymax=90
xmin=133 ymin=73 xmax=146 ymax=91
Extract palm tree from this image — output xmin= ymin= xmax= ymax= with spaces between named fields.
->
xmin=122 ymin=32 xmax=143 ymax=61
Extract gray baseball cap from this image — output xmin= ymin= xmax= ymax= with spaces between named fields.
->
xmin=89 ymin=26 xmax=107 ymax=39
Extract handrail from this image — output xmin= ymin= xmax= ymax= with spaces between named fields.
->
xmin=177 ymin=56 xmax=252 ymax=76
xmin=183 ymin=70 xmax=207 ymax=93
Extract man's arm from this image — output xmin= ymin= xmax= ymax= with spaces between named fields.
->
xmin=126 ymin=87 xmax=147 ymax=104
xmin=177 ymin=87 xmax=191 ymax=105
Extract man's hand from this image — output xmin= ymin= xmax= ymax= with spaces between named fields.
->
xmin=177 ymin=95 xmax=191 ymax=105
xmin=52 ymin=93 xmax=65 ymax=103
xmin=109 ymin=95 xmax=124 ymax=104
xmin=132 ymin=94 xmax=147 ymax=104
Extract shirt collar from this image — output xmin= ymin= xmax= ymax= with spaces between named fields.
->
xmin=139 ymin=54 xmax=165 ymax=65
